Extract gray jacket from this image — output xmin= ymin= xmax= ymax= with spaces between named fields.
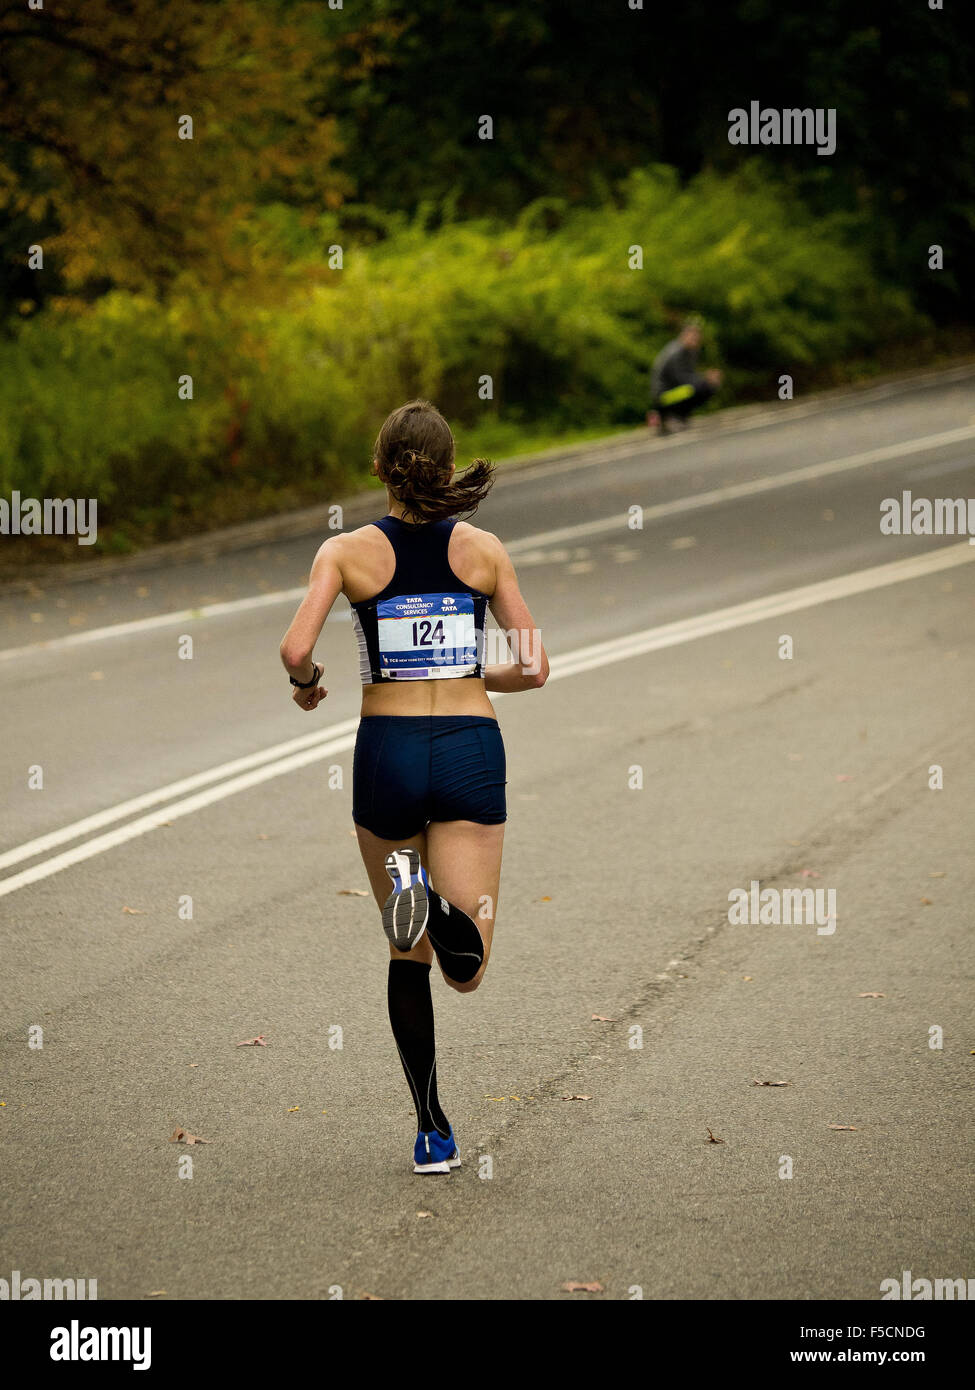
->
xmin=651 ymin=337 xmax=702 ymax=401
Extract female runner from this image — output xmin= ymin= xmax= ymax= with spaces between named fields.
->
xmin=280 ymin=400 xmax=549 ymax=1173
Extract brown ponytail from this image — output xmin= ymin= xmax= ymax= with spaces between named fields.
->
xmin=374 ymin=399 xmax=495 ymax=523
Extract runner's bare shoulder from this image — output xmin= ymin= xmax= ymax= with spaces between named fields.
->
xmin=449 ymin=520 xmax=503 ymax=594
xmin=308 ymin=524 xmax=390 ymax=602
xmin=317 ymin=521 xmax=395 ymax=565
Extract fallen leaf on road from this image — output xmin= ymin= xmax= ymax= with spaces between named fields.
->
xmin=287 ymin=1106 xmax=300 ymax=1113
xmin=122 ymin=906 xmax=146 ymax=915
xmin=742 ymin=975 xmax=753 ymax=981
xmin=416 ymin=1211 xmax=433 ymax=1219
xmin=928 ymin=871 xmax=945 ymax=878
xmin=169 ymin=1127 xmax=210 ymax=1145
xmin=857 ymin=992 xmax=885 ymax=999
xmin=591 ymin=1014 xmax=617 ymax=1022
xmin=798 ymin=869 xmax=821 ymax=879
xmin=147 ymin=1291 xmax=167 ymax=1297
xmin=338 ymin=889 xmax=369 ymax=896
xmin=536 ymin=896 xmax=552 ymax=902
xmin=828 ymin=1124 xmax=857 ymax=1131
xmin=236 ymin=1035 xmax=268 ymax=1046
xmin=920 ymin=897 xmax=933 ymax=906
xmin=561 ymin=1094 xmax=592 ymax=1102
xmin=706 ymin=1129 xmax=725 ymax=1144
xmin=257 ymin=834 xmax=270 ymax=841
xmin=561 ymin=1280 xmax=604 ymax=1292
xmin=485 ymin=1096 xmax=506 ymax=1101
xmin=188 ymin=1063 xmax=199 ymax=1069
xmin=360 ymin=1292 xmax=384 ymax=1300
xmin=752 ymin=1080 xmax=791 ymax=1087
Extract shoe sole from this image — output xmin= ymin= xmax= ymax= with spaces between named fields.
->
xmin=413 ymin=1151 xmax=461 ymax=1175
xmin=383 ymin=849 xmax=429 ymax=952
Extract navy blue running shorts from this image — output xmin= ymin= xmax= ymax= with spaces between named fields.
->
xmin=352 ymin=715 xmax=507 ymax=840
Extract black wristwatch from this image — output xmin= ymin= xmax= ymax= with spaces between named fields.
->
xmin=290 ymin=663 xmax=322 ymax=689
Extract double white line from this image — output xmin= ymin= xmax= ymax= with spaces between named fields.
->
xmin=2 ymin=541 xmax=972 ymax=899
xmin=4 ymin=422 xmax=973 ymax=663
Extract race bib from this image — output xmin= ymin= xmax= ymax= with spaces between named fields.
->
xmin=376 ymin=592 xmax=477 ymax=679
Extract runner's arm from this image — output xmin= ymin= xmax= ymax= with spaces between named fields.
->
xmin=279 ymin=537 xmax=345 ymax=684
xmin=483 ymin=540 xmax=549 ymax=692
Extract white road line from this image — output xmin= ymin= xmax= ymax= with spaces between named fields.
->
xmin=0 ymin=732 xmax=359 ymax=898
xmin=0 ymin=588 xmax=305 ymax=664
xmin=506 ymin=424 xmax=975 ymax=555
xmin=495 ymin=365 xmax=975 ymax=489
xmin=0 ymin=718 xmax=360 ymax=872
xmin=3 ymin=424 xmax=972 ymax=664
xmin=547 ymin=540 xmax=975 ymax=680
xmin=1 ymin=541 xmax=971 ymax=900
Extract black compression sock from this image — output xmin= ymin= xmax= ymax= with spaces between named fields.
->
xmin=387 ymin=959 xmax=450 ymax=1137
xmin=425 ymin=892 xmax=485 ymax=984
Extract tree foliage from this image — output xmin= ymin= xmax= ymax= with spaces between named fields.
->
xmin=0 ymin=166 xmax=924 ymax=554
xmin=0 ymin=0 xmax=344 ymax=311
xmin=0 ymin=0 xmax=969 ymax=558
xmin=2 ymin=0 xmax=970 ymax=319
xmin=322 ymin=0 xmax=974 ymax=314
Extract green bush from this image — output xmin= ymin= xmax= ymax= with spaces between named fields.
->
xmin=0 ymin=165 xmax=926 ymax=551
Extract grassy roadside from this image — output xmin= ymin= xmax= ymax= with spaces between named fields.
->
xmin=1 ymin=336 xmax=972 ymax=581
xmin=454 ymin=328 xmax=975 ymax=461
xmin=3 ymin=164 xmax=942 ymax=571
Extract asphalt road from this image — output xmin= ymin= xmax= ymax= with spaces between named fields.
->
xmin=1 ymin=368 xmax=973 ymax=1300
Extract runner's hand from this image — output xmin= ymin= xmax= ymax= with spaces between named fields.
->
xmin=292 ymin=679 xmax=328 ymax=711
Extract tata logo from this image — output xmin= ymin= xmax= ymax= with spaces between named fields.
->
xmin=442 ymin=596 xmax=456 ymax=608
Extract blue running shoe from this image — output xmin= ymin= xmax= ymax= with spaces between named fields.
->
xmin=383 ymin=849 xmax=431 ymax=952
xmin=413 ymin=1126 xmax=461 ymax=1175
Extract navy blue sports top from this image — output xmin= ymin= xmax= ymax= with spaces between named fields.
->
xmin=350 ymin=515 xmax=489 ymax=684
